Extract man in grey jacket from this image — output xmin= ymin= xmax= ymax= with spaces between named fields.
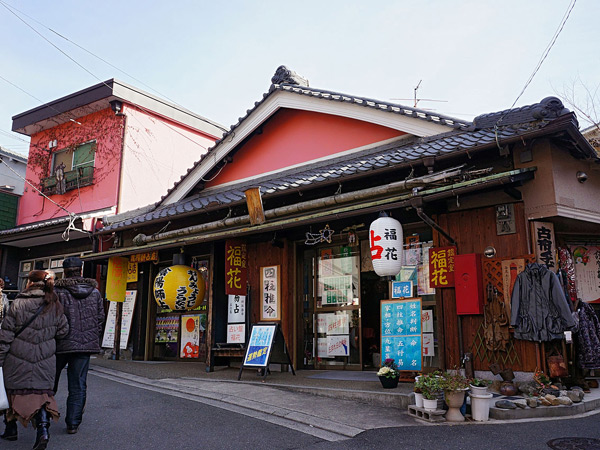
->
xmin=54 ymin=257 xmax=105 ymax=435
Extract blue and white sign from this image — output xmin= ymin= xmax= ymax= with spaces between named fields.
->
xmin=380 ymin=298 xmax=422 ymax=371
xmin=243 ymin=325 xmax=276 ymax=367
xmin=392 ymin=281 xmax=413 ymax=299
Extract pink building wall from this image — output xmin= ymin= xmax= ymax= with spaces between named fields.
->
xmin=119 ymin=105 xmax=217 ymax=213
xmin=205 ymin=109 xmax=404 ymax=188
xmin=18 ymin=108 xmax=123 ymax=225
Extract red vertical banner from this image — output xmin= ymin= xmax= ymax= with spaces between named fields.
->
xmin=225 ymin=240 xmax=248 ymax=295
xmin=429 ymin=246 xmax=457 ymax=288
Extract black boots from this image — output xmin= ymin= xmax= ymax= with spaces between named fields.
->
xmin=0 ymin=417 xmax=18 ymax=441
xmin=32 ymin=407 xmax=50 ymax=450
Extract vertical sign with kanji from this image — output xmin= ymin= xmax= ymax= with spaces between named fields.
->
xmin=533 ymin=221 xmax=556 ymax=269
xmin=429 ymin=246 xmax=457 ymax=288
xmin=260 ymin=265 xmax=280 ymax=320
xmin=380 ymin=298 xmax=422 ymax=371
xmin=225 ymin=240 xmax=247 ymax=295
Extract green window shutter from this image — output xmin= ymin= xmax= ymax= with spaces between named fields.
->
xmin=73 ymin=142 xmax=95 ymax=169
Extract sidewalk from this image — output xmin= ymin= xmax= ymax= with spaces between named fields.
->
xmin=89 ymin=357 xmax=600 ymax=439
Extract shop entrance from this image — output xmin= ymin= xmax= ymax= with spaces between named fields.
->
xmin=300 ymin=244 xmax=361 ymax=370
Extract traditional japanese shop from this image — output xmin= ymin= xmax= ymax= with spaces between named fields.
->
xmin=85 ymin=68 xmax=600 ymax=378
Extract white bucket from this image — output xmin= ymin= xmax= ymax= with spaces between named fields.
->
xmin=414 ymin=392 xmax=424 ymax=408
xmin=470 ymin=393 xmax=493 ymax=421
xmin=423 ymin=398 xmax=438 ymax=411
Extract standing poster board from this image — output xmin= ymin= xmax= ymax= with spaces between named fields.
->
xmin=102 ymin=290 xmax=137 ymax=349
xmin=380 ymin=298 xmax=422 ymax=371
xmin=238 ymin=323 xmax=295 ymax=381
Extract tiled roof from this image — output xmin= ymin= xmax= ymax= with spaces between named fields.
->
xmin=102 ymin=94 xmax=594 ymax=234
xmin=102 ymin=122 xmax=539 ymax=232
xmin=0 ymin=216 xmax=73 ymax=237
xmin=158 ymin=73 xmax=471 ymax=204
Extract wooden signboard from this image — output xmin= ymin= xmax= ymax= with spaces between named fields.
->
xmin=429 ymin=246 xmax=456 ymax=288
xmin=238 ymin=323 xmax=295 ymax=381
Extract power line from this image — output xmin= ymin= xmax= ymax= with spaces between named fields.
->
xmin=0 ymin=0 xmax=190 ymax=112
xmin=0 ymin=73 xmax=83 ymax=127
xmin=496 ymin=0 xmax=577 ymax=127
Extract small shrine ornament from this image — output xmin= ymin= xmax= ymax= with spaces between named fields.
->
xmin=369 ymin=212 xmax=403 ymax=277
xmin=153 ymin=265 xmax=205 ymax=310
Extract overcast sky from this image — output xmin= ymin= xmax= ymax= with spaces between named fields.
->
xmin=1 ymin=0 xmax=597 ymax=157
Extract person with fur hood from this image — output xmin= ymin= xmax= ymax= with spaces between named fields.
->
xmin=53 ymin=257 xmax=105 ymax=436
xmin=0 ymin=270 xmax=69 ymax=449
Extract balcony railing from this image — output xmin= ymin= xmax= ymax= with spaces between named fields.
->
xmin=41 ymin=166 xmax=95 ymax=196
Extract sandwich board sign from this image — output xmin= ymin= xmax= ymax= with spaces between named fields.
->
xmin=238 ymin=323 xmax=295 ymax=381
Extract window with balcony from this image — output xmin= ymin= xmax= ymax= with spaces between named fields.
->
xmin=41 ymin=141 xmax=96 ymax=195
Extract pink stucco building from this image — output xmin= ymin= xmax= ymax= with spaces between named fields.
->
xmin=0 ymin=79 xmax=224 ymax=289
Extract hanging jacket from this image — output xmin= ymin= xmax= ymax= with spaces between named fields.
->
xmin=0 ymin=283 xmax=69 ymax=391
xmin=510 ymin=263 xmax=575 ymax=341
xmin=55 ymin=277 xmax=105 ymax=354
xmin=575 ymin=302 xmax=600 ymax=369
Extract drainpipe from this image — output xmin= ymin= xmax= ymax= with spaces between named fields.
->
xmin=111 ymin=100 xmax=127 ymax=214
xmin=410 ymin=197 xmax=456 ymax=246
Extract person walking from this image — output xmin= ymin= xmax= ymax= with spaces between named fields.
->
xmin=0 ymin=270 xmax=69 ymax=449
xmin=0 ymin=277 xmax=11 ymax=439
xmin=54 ymin=256 xmax=104 ymax=435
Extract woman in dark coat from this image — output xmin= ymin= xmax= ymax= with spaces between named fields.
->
xmin=0 ymin=270 xmax=68 ymax=449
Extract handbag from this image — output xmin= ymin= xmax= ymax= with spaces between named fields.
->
xmin=0 ymin=367 xmax=8 ymax=410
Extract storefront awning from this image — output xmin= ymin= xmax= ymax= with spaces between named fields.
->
xmin=82 ymin=167 xmax=536 ymax=262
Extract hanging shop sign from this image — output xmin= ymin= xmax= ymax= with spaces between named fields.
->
xmin=392 ymin=281 xmax=413 ymax=298
xmin=225 ymin=240 xmax=248 ymax=296
xmin=227 ymin=323 xmax=246 ymax=344
xmin=228 ymin=294 xmax=246 ymax=323
xmin=569 ymin=245 xmax=600 ymax=303
xmin=260 ymin=265 xmax=280 ymax=320
xmin=130 ymin=251 xmax=158 ymax=263
xmin=101 ymin=290 xmax=137 ymax=349
xmin=369 ymin=215 xmax=403 ymax=277
xmin=501 ymin=259 xmax=525 ymax=317
xmin=153 ymin=265 xmax=205 ymax=311
xmin=429 ymin=246 xmax=456 ymax=288
xmin=380 ymin=298 xmax=422 ymax=371
xmin=127 ymin=262 xmax=138 ymax=283
xmin=532 ymin=221 xmax=556 ymax=269
xmin=106 ymin=256 xmax=129 ymax=302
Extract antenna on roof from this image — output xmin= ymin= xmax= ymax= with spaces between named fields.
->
xmin=391 ymin=80 xmax=448 ymax=108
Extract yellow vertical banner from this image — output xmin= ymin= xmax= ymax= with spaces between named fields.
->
xmin=127 ymin=262 xmax=138 ymax=283
xmin=106 ymin=257 xmax=128 ymax=302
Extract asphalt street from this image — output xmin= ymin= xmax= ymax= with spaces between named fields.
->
xmin=4 ymin=371 xmax=600 ymax=450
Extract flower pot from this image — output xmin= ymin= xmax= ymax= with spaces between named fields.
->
xmin=469 ymin=384 xmax=489 ymax=396
xmin=470 ymin=392 xmax=493 ymax=421
xmin=414 ymin=392 xmax=424 ymax=408
xmin=379 ymin=376 xmax=399 ymax=389
xmin=423 ymin=398 xmax=438 ymax=411
xmin=444 ymin=390 xmax=466 ymax=422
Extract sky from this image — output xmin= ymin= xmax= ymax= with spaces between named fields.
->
xmin=0 ymin=0 xmax=598 ymax=157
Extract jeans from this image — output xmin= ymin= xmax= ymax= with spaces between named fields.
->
xmin=54 ymin=353 xmax=90 ymax=427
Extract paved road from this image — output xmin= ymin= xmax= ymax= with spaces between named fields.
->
xmin=6 ymin=372 xmax=323 ymax=450
xmin=302 ymin=414 xmax=600 ymax=450
xmin=6 ymin=371 xmax=600 ymax=450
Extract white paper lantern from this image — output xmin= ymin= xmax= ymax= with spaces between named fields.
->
xmin=369 ymin=214 xmax=403 ymax=277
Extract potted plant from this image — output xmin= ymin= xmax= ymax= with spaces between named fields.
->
xmin=413 ymin=376 xmax=424 ymax=408
xmin=419 ymin=373 xmax=443 ymax=411
xmin=377 ymin=358 xmax=399 ymax=389
xmin=469 ymin=377 xmax=491 ymax=395
xmin=440 ymin=371 xmax=470 ymax=422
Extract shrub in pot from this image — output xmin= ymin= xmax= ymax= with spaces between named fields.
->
xmin=440 ymin=371 xmax=470 ymax=422
xmin=469 ymin=377 xmax=491 ymax=395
